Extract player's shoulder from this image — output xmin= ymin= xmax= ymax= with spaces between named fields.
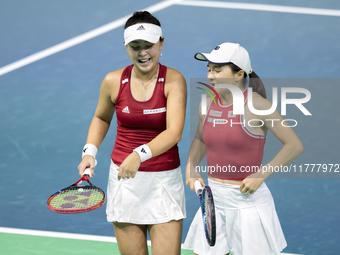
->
xmin=102 ymin=67 xmax=125 ymax=85
xmin=163 ymin=66 xmax=186 ymax=98
xmin=250 ymin=92 xmax=272 ymax=110
xmin=100 ymin=67 xmax=128 ymax=94
xmin=165 ymin=66 xmax=185 ymax=83
xmin=198 ymin=97 xmax=213 ymax=118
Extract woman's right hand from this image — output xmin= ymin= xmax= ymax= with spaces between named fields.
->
xmin=186 ymin=177 xmax=205 ymax=192
xmin=117 ymin=151 xmax=141 ymax=180
xmin=78 ymin=155 xmax=96 ymax=177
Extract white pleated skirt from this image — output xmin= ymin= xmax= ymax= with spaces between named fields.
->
xmin=106 ymin=161 xmax=186 ymax=224
xmin=183 ymin=179 xmax=287 ymax=255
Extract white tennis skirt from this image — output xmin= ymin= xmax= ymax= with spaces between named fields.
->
xmin=183 ymin=179 xmax=287 ymax=255
xmin=106 ymin=161 xmax=186 ymax=224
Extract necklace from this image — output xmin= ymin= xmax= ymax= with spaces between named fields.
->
xmin=132 ymin=65 xmax=159 ymax=101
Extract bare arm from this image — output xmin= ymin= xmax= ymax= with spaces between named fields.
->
xmin=78 ymin=70 xmax=121 ymax=175
xmin=185 ymin=100 xmax=210 ymax=191
xmin=240 ymin=94 xmax=304 ymax=194
xmin=148 ymin=68 xmax=187 ymax=156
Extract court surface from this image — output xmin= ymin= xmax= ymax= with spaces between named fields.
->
xmin=1 ymin=0 xmax=340 ymax=254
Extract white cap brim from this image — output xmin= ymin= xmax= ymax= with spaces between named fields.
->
xmin=124 ymin=23 xmax=162 ymax=45
xmin=195 ymin=52 xmax=231 ymax=64
xmin=194 ymin=42 xmax=252 ymax=75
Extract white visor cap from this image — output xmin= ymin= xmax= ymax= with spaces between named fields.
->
xmin=195 ymin=43 xmax=253 ymax=75
xmin=124 ymin=23 xmax=162 ymax=45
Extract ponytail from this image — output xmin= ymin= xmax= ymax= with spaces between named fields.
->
xmin=227 ymin=63 xmax=267 ymax=99
xmin=248 ymin=71 xmax=266 ymax=99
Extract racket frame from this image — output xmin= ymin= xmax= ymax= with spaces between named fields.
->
xmin=194 ymin=180 xmax=216 ymax=246
xmin=47 ymin=169 xmax=106 ymax=214
xmin=201 ymin=186 xmax=216 ymax=246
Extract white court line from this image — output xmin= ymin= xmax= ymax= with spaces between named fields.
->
xmin=177 ymin=0 xmax=340 ymax=17
xmin=177 ymin=1 xmax=340 ymax=17
xmin=0 ymin=227 xmax=117 ymax=243
xmin=0 ymin=227 xmax=302 ymax=254
xmin=0 ymin=0 xmax=184 ymax=77
xmin=1 ymin=0 xmax=339 ymax=77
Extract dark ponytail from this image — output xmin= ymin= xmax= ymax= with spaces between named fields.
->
xmin=248 ymin=71 xmax=266 ymax=99
xmin=228 ymin=63 xmax=266 ymax=99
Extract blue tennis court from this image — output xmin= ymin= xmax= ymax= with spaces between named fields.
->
xmin=1 ymin=1 xmax=340 ymax=254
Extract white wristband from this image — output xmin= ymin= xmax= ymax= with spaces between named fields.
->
xmin=82 ymin=144 xmax=98 ymax=159
xmin=133 ymin=144 xmax=152 ymax=162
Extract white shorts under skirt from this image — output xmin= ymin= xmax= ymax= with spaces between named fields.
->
xmin=106 ymin=161 xmax=186 ymax=224
xmin=183 ymin=179 xmax=287 ymax=255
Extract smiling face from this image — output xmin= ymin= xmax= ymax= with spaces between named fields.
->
xmin=126 ymin=38 xmax=164 ymax=74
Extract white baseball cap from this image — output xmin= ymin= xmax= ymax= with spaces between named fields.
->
xmin=124 ymin=23 xmax=162 ymax=45
xmin=195 ymin=43 xmax=253 ymax=75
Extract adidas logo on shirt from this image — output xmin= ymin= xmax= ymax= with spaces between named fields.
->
xmin=122 ymin=106 xmax=130 ymax=113
xmin=137 ymin=25 xmax=145 ymax=30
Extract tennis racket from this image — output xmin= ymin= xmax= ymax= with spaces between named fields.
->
xmin=194 ymin=180 xmax=216 ymax=246
xmin=47 ymin=168 xmax=105 ymax=214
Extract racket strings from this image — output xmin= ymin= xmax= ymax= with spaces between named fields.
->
xmin=49 ymin=187 xmax=104 ymax=210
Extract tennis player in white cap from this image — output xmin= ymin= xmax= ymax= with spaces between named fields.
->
xmin=78 ymin=11 xmax=187 ymax=255
xmin=183 ymin=42 xmax=303 ymax=254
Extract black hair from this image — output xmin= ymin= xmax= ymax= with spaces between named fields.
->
xmin=124 ymin=11 xmax=161 ymax=29
xmin=227 ymin=63 xmax=267 ymax=99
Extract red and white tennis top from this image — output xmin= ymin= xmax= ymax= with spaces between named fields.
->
xmin=203 ymin=89 xmax=266 ymax=180
xmin=111 ymin=63 xmax=180 ymax=172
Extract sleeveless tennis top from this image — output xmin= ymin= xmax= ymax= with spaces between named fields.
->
xmin=203 ymin=89 xmax=266 ymax=180
xmin=111 ymin=63 xmax=180 ymax=172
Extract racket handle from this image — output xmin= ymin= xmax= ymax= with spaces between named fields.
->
xmin=194 ymin=180 xmax=203 ymax=194
xmin=83 ymin=168 xmax=92 ymax=177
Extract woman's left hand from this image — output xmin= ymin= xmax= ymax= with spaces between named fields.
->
xmin=117 ymin=152 xmax=141 ymax=180
xmin=240 ymin=173 xmax=265 ymax=195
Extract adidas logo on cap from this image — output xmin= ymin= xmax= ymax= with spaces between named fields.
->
xmin=137 ymin=25 xmax=145 ymax=30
